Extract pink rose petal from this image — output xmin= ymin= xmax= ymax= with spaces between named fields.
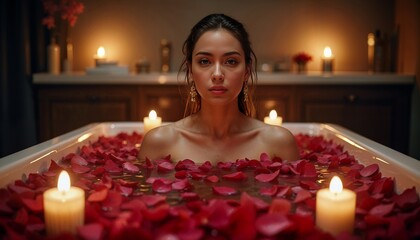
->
xmin=256 ymin=213 xmax=293 ymax=237
xmin=206 ymin=175 xmax=219 ymax=183
xmin=152 ymin=179 xmax=172 ymax=193
xmin=222 ymin=171 xmax=247 ymax=181
xmin=88 ymin=188 xmax=109 ymax=202
xmin=360 ymin=164 xmax=379 ymax=177
xmin=255 ymin=170 xmax=280 ymax=183
xmin=212 ymin=186 xmax=237 ymax=196
xmin=158 ymin=161 xmax=175 ymax=172
xmin=122 ymin=162 xmax=139 ymax=173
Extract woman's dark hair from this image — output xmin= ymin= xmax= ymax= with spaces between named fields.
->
xmin=179 ymin=13 xmax=257 ymax=117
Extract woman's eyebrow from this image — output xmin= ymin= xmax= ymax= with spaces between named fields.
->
xmin=194 ymin=51 xmax=242 ymax=56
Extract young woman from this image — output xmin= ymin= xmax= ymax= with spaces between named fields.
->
xmin=138 ymin=14 xmax=299 ymax=163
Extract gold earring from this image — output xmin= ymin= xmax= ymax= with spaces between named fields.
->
xmin=243 ymin=83 xmax=248 ymax=102
xmin=190 ymin=83 xmax=197 ymax=102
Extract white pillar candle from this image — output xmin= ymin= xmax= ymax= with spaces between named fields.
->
xmin=264 ymin=110 xmax=283 ymax=126
xmin=322 ymin=46 xmax=334 ymax=73
xmin=316 ymin=176 xmax=356 ymax=236
xmin=143 ymin=110 xmax=162 ymax=134
xmin=43 ymin=170 xmax=85 ymax=236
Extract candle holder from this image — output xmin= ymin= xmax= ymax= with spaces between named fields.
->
xmin=322 ymin=58 xmax=334 ymax=73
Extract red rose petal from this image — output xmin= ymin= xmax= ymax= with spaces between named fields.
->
xmin=222 ymin=171 xmax=247 ymax=181
xmin=152 ymin=179 xmax=172 ymax=193
xmin=78 ymin=223 xmax=104 ymax=240
xmin=158 ymin=161 xmax=175 ymax=172
xmin=172 ymin=179 xmax=192 ymax=191
xmin=294 ymin=189 xmax=312 ymax=203
xmin=71 ymin=162 xmax=91 ymax=174
xmin=190 ymin=171 xmax=207 ymax=180
xmin=103 ymin=159 xmax=122 ymax=173
xmin=102 ymin=190 xmax=123 ymax=210
xmin=256 ymin=213 xmax=293 ymax=237
xmin=206 ymin=175 xmax=219 ymax=183
xmin=260 ymin=185 xmax=278 ymax=197
xmin=300 ymin=180 xmax=320 ymax=190
xmin=175 ymin=170 xmax=188 ymax=179
xmin=360 ymin=164 xmax=379 ymax=177
xmin=21 ymin=194 xmax=43 ymax=213
xmin=140 ymin=194 xmax=167 ymax=207
xmin=143 ymin=203 xmax=170 ymax=222
xmin=368 ymin=203 xmax=395 ymax=217
xmin=269 ymin=198 xmax=291 ymax=214
xmin=199 ymin=161 xmax=212 ymax=172
xmin=88 ymin=188 xmax=109 ymax=202
xmin=71 ymin=155 xmax=88 ymax=166
xmin=122 ymin=162 xmax=139 ymax=173
xmin=394 ymin=187 xmax=419 ymax=210
xmin=217 ymin=162 xmax=233 ymax=170
xmin=212 ymin=186 xmax=237 ymax=196
xmin=301 ymin=162 xmax=317 ymax=177
xmin=180 ymin=192 xmax=199 ymax=201
xmin=255 ymin=170 xmax=280 ymax=183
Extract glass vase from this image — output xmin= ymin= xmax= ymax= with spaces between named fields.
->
xmin=63 ymin=39 xmax=73 ymax=73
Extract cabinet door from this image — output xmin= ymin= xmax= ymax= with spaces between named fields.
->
xmin=254 ymin=85 xmax=296 ymax=122
xmin=139 ymin=85 xmax=186 ymax=122
xmin=37 ymin=85 xmax=138 ymax=141
xmin=297 ymin=85 xmax=411 ymax=153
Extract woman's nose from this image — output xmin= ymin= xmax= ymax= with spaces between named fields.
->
xmin=211 ymin=63 xmax=224 ymax=82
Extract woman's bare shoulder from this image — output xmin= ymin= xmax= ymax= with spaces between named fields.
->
xmin=260 ymin=124 xmax=299 ymax=161
xmin=138 ymin=123 xmax=179 ymax=160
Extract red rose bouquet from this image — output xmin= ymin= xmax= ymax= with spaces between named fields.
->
xmin=292 ymin=52 xmax=313 ymax=64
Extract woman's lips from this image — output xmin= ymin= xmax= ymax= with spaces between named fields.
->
xmin=209 ymin=86 xmax=227 ymax=95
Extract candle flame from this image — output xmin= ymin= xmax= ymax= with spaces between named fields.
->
xmin=323 ymin=46 xmax=332 ymax=58
xmin=149 ymin=110 xmax=157 ymax=120
xmin=329 ymin=176 xmax=343 ymax=194
xmin=97 ymin=46 xmax=106 ymax=58
xmin=269 ymin=110 xmax=278 ymax=119
xmin=367 ymin=33 xmax=375 ymax=46
xmin=57 ymin=170 xmax=71 ymax=193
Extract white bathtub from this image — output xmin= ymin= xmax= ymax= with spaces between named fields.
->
xmin=0 ymin=122 xmax=419 ymax=192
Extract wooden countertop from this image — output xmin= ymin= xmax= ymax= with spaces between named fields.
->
xmin=33 ymin=71 xmax=415 ymax=85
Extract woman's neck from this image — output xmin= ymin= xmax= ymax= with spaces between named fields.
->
xmin=192 ymin=103 xmax=246 ymax=139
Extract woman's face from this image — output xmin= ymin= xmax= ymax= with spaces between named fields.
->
xmin=191 ymin=29 xmax=247 ymax=107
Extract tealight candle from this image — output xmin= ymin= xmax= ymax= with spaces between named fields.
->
xmin=264 ymin=110 xmax=283 ymax=126
xmin=316 ymin=176 xmax=356 ymax=236
xmin=322 ymin=46 xmax=334 ymax=73
xmin=143 ymin=110 xmax=162 ymax=134
xmin=43 ymin=170 xmax=85 ymax=236
xmin=94 ymin=46 xmax=107 ymax=66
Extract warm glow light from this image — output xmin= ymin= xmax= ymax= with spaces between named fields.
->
xmin=97 ymin=46 xmax=106 ymax=58
xmin=149 ymin=110 xmax=157 ymax=120
xmin=57 ymin=171 xmax=71 ymax=193
xmin=269 ymin=110 xmax=278 ymax=119
xmin=367 ymin=33 xmax=375 ymax=46
xmin=323 ymin=46 xmax=333 ymax=58
xmin=329 ymin=176 xmax=343 ymax=194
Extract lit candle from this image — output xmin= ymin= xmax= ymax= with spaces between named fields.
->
xmin=94 ymin=46 xmax=107 ymax=66
xmin=322 ymin=46 xmax=334 ymax=73
xmin=143 ymin=110 xmax=162 ymax=134
xmin=367 ymin=33 xmax=375 ymax=72
xmin=43 ymin=170 xmax=85 ymax=236
xmin=264 ymin=110 xmax=283 ymax=126
xmin=316 ymin=176 xmax=356 ymax=236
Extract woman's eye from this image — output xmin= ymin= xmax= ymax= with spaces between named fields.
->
xmin=226 ymin=59 xmax=238 ymax=65
xmin=198 ymin=59 xmax=210 ymax=65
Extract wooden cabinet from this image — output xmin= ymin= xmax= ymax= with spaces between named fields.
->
xmin=35 ymin=81 xmax=413 ymax=154
xmin=37 ymin=85 xmax=139 ymax=141
xmin=138 ymin=85 xmax=187 ymax=122
xmin=296 ymin=85 xmax=412 ymax=153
